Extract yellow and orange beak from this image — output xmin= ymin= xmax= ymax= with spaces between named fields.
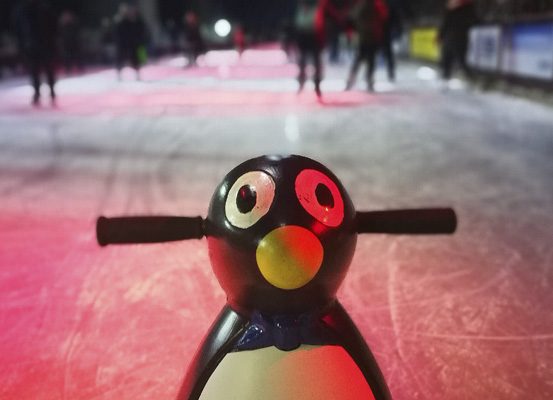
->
xmin=255 ymin=225 xmax=323 ymax=290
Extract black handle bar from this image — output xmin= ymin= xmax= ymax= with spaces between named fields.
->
xmin=96 ymin=216 xmax=204 ymax=246
xmin=96 ymin=208 xmax=456 ymax=246
xmin=356 ymin=208 xmax=457 ymax=234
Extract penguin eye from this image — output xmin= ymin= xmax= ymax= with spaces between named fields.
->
xmin=295 ymin=169 xmax=344 ymax=227
xmin=225 ymin=171 xmax=275 ymax=229
xmin=315 ymin=183 xmax=334 ymax=208
xmin=237 ymin=185 xmax=257 ymax=213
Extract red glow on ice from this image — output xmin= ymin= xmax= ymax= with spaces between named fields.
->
xmin=0 ymin=48 xmax=397 ymax=117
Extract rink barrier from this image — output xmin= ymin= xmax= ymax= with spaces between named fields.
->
xmin=469 ymin=20 xmax=553 ymax=84
xmin=409 ymin=19 xmax=553 ymax=89
xmin=409 ymin=26 xmax=440 ymax=62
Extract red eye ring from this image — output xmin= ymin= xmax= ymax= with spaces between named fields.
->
xmin=295 ymin=169 xmax=344 ymax=227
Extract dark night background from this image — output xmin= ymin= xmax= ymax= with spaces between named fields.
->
xmin=0 ymin=0 xmax=441 ymax=33
xmin=0 ymin=0 xmax=298 ymax=31
xmin=2 ymin=0 xmax=553 ymax=34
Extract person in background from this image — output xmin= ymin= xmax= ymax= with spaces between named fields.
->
xmin=381 ymin=0 xmax=403 ymax=82
xmin=234 ymin=24 xmax=246 ymax=57
xmin=58 ymin=10 xmax=82 ymax=74
xmin=281 ymin=19 xmax=296 ymax=62
xmin=183 ymin=11 xmax=205 ymax=67
xmin=115 ymin=4 xmax=147 ymax=80
xmin=100 ymin=17 xmax=116 ymax=65
xmin=165 ymin=19 xmax=180 ymax=54
xmin=16 ymin=0 xmax=58 ymax=106
xmin=438 ymin=0 xmax=478 ymax=80
xmin=294 ymin=0 xmax=325 ymax=98
xmin=322 ymin=0 xmax=351 ymax=64
xmin=345 ymin=0 xmax=388 ymax=91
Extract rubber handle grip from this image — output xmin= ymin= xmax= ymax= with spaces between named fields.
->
xmin=96 ymin=216 xmax=204 ymax=246
xmin=356 ymin=208 xmax=457 ymax=234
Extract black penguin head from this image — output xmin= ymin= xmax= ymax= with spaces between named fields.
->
xmin=206 ymin=155 xmax=357 ymax=315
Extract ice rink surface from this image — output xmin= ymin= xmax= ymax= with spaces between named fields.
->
xmin=1 ymin=50 xmax=552 ymax=399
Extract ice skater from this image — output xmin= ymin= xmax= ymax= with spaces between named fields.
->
xmin=438 ymin=0 xmax=478 ymax=81
xmin=115 ymin=4 xmax=147 ymax=80
xmin=294 ymin=0 xmax=326 ymax=98
xmin=345 ymin=0 xmax=388 ymax=92
xmin=183 ymin=12 xmax=205 ymax=67
xmin=16 ymin=0 xmax=58 ymax=106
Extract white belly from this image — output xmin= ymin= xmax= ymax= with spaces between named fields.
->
xmin=199 ymin=345 xmax=375 ymax=400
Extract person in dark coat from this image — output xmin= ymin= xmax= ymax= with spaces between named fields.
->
xmin=165 ymin=19 xmax=180 ymax=54
xmin=59 ymin=10 xmax=82 ymax=73
xmin=115 ymin=4 xmax=147 ymax=80
xmin=16 ymin=0 xmax=58 ymax=105
xmin=438 ymin=0 xmax=478 ymax=80
xmin=294 ymin=0 xmax=326 ymax=97
xmin=99 ymin=17 xmax=116 ymax=65
xmin=381 ymin=0 xmax=403 ymax=82
xmin=345 ymin=0 xmax=388 ymax=91
xmin=183 ymin=11 xmax=205 ymax=67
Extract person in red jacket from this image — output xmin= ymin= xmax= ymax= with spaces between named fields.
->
xmin=234 ymin=25 xmax=246 ymax=57
xmin=322 ymin=0 xmax=353 ymax=64
xmin=345 ymin=0 xmax=388 ymax=91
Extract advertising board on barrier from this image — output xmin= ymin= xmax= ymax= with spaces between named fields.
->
xmin=502 ymin=22 xmax=553 ymax=80
xmin=468 ymin=25 xmax=502 ymax=71
xmin=410 ymin=27 xmax=440 ymax=62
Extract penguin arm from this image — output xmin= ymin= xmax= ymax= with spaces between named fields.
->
xmin=176 ymin=305 xmax=248 ymax=400
xmin=322 ymin=301 xmax=393 ymax=400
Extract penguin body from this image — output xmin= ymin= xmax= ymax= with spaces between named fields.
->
xmin=200 ymin=345 xmax=373 ymax=400
xmin=178 ymin=302 xmax=389 ymax=400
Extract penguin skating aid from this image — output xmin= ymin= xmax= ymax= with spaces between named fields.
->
xmin=96 ymin=155 xmax=457 ymax=400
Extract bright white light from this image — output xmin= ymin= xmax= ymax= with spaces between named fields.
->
xmin=417 ymin=66 xmax=438 ymax=81
xmin=214 ymin=19 xmax=231 ymax=38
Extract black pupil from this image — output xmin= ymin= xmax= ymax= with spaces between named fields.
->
xmin=316 ymin=183 xmax=334 ymax=208
xmin=237 ymin=185 xmax=257 ymax=213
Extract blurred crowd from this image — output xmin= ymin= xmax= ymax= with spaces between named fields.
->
xmin=0 ymin=0 xmax=498 ymax=105
xmin=5 ymin=0 xmax=153 ymax=105
xmin=289 ymin=0 xmax=407 ymax=96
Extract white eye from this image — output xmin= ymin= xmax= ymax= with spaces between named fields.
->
xmin=295 ymin=169 xmax=344 ymax=227
xmin=225 ymin=171 xmax=276 ymax=229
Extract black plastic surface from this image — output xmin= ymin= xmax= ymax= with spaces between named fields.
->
xmin=356 ymin=208 xmax=457 ymax=234
xmin=96 ymin=216 xmax=204 ymax=246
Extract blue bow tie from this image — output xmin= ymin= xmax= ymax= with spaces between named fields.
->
xmin=234 ymin=311 xmax=338 ymax=352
